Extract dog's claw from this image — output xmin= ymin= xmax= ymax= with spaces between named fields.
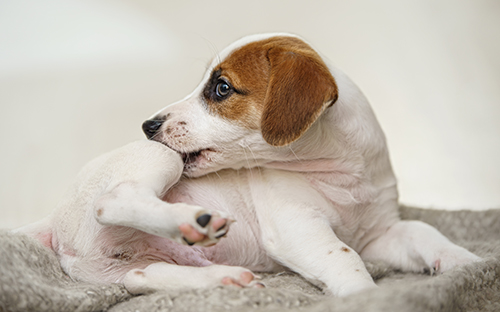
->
xmin=215 ymin=222 xmax=227 ymax=232
xmin=215 ymin=232 xmax=227 ymax=239
xmin=431 ymin=259 xmax=441 ymax=275
xmin=183 ymin=237 xmax=195 ymax=246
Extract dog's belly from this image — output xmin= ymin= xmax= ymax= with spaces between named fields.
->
xmin=164 ymin=169 xmax=282 ymax=272
xmin=162 ymin=166 xmax=399 ymax=271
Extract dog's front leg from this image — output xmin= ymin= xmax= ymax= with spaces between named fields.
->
xmin=250 ymin=169 xmax=377 ymax=297
xmin=123 ymin=262 xmax=263 ymax=294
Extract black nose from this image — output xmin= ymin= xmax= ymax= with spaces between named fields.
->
xmin=142 ymin=119 xmax=164 ymax=139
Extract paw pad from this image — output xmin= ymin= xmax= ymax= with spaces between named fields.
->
xmin=179 ymin=212 xmax=233 ymax=247
xmin=196 ymin=214 xmax=212 ymax=227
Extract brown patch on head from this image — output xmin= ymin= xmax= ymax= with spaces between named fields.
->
xmin=96 ymin=208 xmax=103 ymax=217
xmin=341 ymin=247 xmax=350 ymax=252
xmin=203 ymin=35 xmax=338 ymax=145
xmin=203 ymin=43 xmax=270 ymax=129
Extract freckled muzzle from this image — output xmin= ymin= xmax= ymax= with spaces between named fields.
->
xmin=142 ymin=119 xmax=164 ymax=139
xmin=141 ymin=117 xmax=209 ymax=168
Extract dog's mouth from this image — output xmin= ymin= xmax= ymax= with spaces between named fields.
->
xmin=181 ymin=150 xmax=202 ymax=165
xmin=154 ymin=139 xmax=217 ymax=171
xmin=181 ymin=148 xmax=216 ymax=166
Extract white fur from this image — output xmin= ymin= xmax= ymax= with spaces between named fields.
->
xmin=17 ymin=33 xmax=480 ymax=297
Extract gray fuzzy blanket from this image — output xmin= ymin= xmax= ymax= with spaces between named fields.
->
xmin=1 ymin=206 xmax=499 ymax=312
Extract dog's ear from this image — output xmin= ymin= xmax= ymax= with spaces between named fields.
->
xmin=261 ymin=43 xmax=338 ymax=147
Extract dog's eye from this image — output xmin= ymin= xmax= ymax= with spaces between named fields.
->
xmin=216 ymin=81 xmax=231 ymax=98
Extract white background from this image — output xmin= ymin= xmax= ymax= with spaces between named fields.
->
xmin=1 ymin=0 xmax=499 ymax=229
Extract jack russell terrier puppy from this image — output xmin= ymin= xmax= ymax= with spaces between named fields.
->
xmin=18 ymin=33 xmax=480 ymax=297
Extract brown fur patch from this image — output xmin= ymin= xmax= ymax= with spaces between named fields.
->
xmin=204 ymin=36 xmax=338 ymax=145
xmin=204 ymin=42 xmax=270 ymax=129
xmin=341 ymin=247 xmax=350 ymax=252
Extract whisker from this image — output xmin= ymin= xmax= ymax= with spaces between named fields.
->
xmin=288 ymin=146 xmax=301 ymax=162
xmin=197 ymin=34 xmax=221 ymax=69
xmin=247 ymin=145 xmax=262 ymax=175
xmin=241 ymin=144 xmax=252 ymax=170
xmin=148 ymin=129 xmax=165 ymax=142
xmin=239 ymin=143 xmax=260 ymax=179
xmin=214 ymin=170 xmax=222 ymax=181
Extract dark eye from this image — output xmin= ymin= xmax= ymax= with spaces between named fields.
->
xmin=216 ymin=81 xmax=231 ymax=98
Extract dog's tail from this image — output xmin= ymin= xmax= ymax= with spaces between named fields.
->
xmin=13 ymin=217 xmax=54 ymax=251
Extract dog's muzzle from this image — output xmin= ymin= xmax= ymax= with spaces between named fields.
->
xmin=142 ymin=119 xmax=164 ymax=139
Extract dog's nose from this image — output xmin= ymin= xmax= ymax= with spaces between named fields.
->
xmin=142 ymin=119 xmax=164 ymax=139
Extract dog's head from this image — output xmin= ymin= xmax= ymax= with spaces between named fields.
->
xmin=143 ymin=33 xmax=339 ymax=177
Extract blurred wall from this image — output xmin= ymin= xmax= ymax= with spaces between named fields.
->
xmin=1 ymin=0 xmax=499 ymax=229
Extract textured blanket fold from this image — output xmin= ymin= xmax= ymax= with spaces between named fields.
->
xmin=1 ymin=206 xmax=499 ymax=312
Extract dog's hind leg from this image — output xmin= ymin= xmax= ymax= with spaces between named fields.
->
xmin=123 ymin=262 xmax=263 ymax=294
xmin=94 ymin=181 xmax=231 ymax=246
xmin=360 ymin=220 xmax=481 ymax=274
xmin=250 ymin=169 xmax=377 ymax=297
xmin=92 ymin=140 xmax=232 ymax=246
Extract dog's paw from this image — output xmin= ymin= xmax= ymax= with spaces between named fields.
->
xmin=221 ymin=270 xmax=265 ymax=289
xmin=429 ymin=246 xmax=481 ymax=275
xmin=179 ymin=211 xmax=234 ymax=247
xmin=204 ymin=264 xmax=264 ymax=289
xmin=123 ymin=263 xmax=263 ymax=295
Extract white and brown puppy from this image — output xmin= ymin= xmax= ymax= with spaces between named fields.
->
xmin=19 ymin=33 xmax=480 ymax=297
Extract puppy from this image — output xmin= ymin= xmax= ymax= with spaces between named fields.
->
xmin=18 ymin=33 xmax=480 ymax=297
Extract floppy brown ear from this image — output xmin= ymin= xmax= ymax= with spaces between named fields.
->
xmin=261 ymin=43 xmax=338 ymax=146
